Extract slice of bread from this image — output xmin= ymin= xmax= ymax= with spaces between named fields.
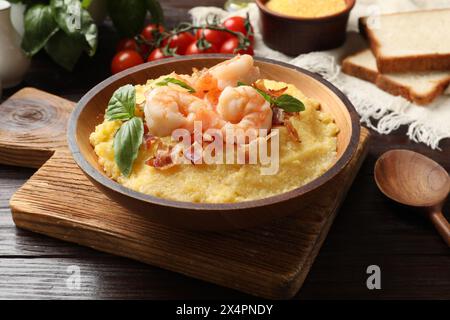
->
xmin=359 ymin=9 xmax=450 ymax=73
xmin=342 ymin=49 xmax=450 ymax=105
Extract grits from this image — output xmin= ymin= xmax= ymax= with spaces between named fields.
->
xmin=90 ymin=78 xmax=339 ymax=203
xmin=266 ymin=0 xmax=347 ymax=18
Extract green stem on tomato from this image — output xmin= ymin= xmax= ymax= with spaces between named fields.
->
xmin=135 ymin=21 xmax=252 ymax=56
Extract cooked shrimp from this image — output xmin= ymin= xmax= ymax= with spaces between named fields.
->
xmin=144 ymin=87 xmax=207 ymax=137
xmin=216 ymin=85 xmax=273 ymax=141
xmin=192 ymin=72 xmax=222 ymax=107
xmin=144 ymin=56 xmax=263 ymax=138
xmin=195 ymin=106 xmax=225 ymax=130
xmin=192 ymin=54 xmax=260 ymax=100
xmin=210 ymin=54 xmax=260 ymax=90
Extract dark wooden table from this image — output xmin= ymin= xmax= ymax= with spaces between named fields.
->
xmin=0 ymin=0 xmax=449 ymax=300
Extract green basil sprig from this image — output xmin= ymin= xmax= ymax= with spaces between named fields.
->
xmin=105 ymin=85 xmax=136 ymax=121
xmin=21 ymin=0 xmax=98 ymax=71
xmin=237 ymin=82 xmax=305 ymax=112
xmin=45 ymin=30 xmax=85 ymax=71
xmin=105 ymin=85 xmax=143 ymax=177
xmin=113 ymin=117 xmax=144 ymax=177
xmin=51 ymin=0 xmax=97 ymax=56
xmin=155 ymin=77 xmax=196 ymax=93
xmin=274 ymin=94 xmax=305 ymax=112
xmin=21 ymin=4 xmax=59 ymax=56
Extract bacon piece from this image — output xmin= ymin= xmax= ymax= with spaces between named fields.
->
xmin=267 ymin=87 xmax=288 ymax=97
xmin=143 ymin=133 xmax=158 ymax=150
xmin=254 ymin=81 xmax=288 ymax=98
xmin=145 ymin=149 xmax=174 ymax=170
xmin=272 ymin=107 xmax=285 ymax=125
xmin=285 ymin=120 xmax=301 ymax=142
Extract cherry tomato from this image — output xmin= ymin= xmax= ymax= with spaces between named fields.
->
xmin=195 ymin=28 xmax=227 ymax=49
xmin=111 ymin=50 xmax=144 ymax=74
xmin=116 ymin=38 xmax=138 ymax=52
xmin=185 ymin=41 xmax=219 ymax=55
xmin=163 ymin=32 xmax=195 ymax=55
xmin=141 ymin=23 xmax=164 ymax=42
xmin=147 ymin=48 xmax=172 ymax=62
xmin=222 ymin=16 xmax=254 ymax=44
xmin=220 ymin=37 xmax=254 ymax=55
xmin=116 ymin=38 xmax=150 ymax=57
xmin=140 ymin=44 xmax=151 ymax=57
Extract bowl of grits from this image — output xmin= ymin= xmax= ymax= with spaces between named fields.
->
xmin=256 ymin=0 xmax=356 ymax=55
xmin=68 ymin=54 xmax=360 ymax=230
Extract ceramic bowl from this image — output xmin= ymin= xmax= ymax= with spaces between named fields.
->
xmin=68 ymin=55 xmax=360 ymax=231
xmin=256 ymin=0 xmax=356 ymax=56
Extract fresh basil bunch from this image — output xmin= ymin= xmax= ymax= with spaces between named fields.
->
xmin=14 ymin=0 xmax=164 ymax=71
xmin=106 ymin=85 xmax=143 ymax=177
xmin=15 ymin=0 xmax=98 ymax=71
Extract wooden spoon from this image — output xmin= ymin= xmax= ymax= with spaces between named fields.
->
xmin=374 ymin=149 xmax=450 ymax=247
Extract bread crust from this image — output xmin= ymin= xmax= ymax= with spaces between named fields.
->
xmin=375 ymin=55 xmax=450 ymax=74
xmin=359 ymin=16 xmax=450 ymax=73
xmin=377 ymin=76 xmax=450 ymax=105
xmin=342 ymin=53 xmax=378 ymax=82
xmin=342 ymin=50 xmax=450 ymax=105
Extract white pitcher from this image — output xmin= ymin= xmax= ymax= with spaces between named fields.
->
xmin=10 ymin=1 xmax=25 ymax=36
xmin=0 ymin=0 xmax=29 ymax=88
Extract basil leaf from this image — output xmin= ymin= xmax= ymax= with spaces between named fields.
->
xmin=106 ymin=85 xmax=136 ymax=121
xmin=156 ymin=78 xmax=196 ymax=93
xmin=146 ymin=0 xmax=164 ymax=24
xmin=254 ymin=88 xmax=273 ymax=104
xmin=113 ymin=117 xmax=144 ymax=177
xmin=50 ymin=0 xmax=98 ymax=56
xmin=44 ymin=30 xmax=83 ymax=71
xmin=80 ymin=10 xmax=98 ymax=56
xmin=237 ymin=81 xmax=304 ymax=112
xmin=107 ymin=0 xmax=147 ymax=37
xmin=21 ymin=4 xmax=59 ymax=56
xmin=274 ymin=94 xmax=305 ymax=112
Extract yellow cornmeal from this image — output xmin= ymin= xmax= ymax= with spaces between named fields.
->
xmin=90 ymin=79 xmax=339 ymax=203
xmin=266 ymin=0 xmax=347 ymax=18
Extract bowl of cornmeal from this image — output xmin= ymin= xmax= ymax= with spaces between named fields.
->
xmin=256 ymin=0 xmax=356 ymax=55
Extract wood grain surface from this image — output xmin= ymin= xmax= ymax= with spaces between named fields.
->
xmin=2 ymin=88 xmax=368 ymax=299
xmin=0 ymin=0 xmax=449 ymax=300
xmin=0 ymin=88 xmax=72 ymax=168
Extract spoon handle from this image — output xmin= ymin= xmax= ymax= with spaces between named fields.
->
xmin=429 ymin=211 xmax=450 ymax=247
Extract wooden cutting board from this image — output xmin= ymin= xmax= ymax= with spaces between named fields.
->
xmin=1 ymin=88 xmax=369 ymax=299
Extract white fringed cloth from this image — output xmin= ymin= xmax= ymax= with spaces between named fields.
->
xmin=190 ymin=0 xmax=450 ymax=150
